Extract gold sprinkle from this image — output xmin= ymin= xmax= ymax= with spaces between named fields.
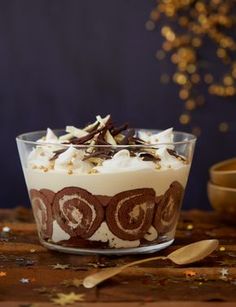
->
xmin=192 ymin=37 xmax=202 ymax=48
xmin=223 ymin=75 xmax=234 ymax=86
xmin=187 ymin=224 xmax=194 ymax=230
xmin=232 ymin=68 xmax=236 ymax=78
xmin=166 ymin=31 xmax=176 ymax=42
xmin=179 ymin=113 xmax=191 ymax=125
xmin=187 ymin=64 xmax=196 ymax=74
xmin=219 ymin=122 xmax=229 ymax=133
xmin=225 ymin=86 xmax=235 ymax=96
xmin=219 ymin=246 xmax=226 ymax=252
xmin=198 ymin=14 xmax=207 ymax=25
xmin=179 ymin=89 xmax=189 ymax=100
xmin=191 ymin=74 xmax=200 ymax=84
xmin=175 ymin=73 xmax=187 ymax=85
xmin=150 ymin=10 xmax=160 ymax=22
xmin=30 ymin=249 xmax=36 ymax=253
xmin=204 ymin=74 xmax=214 ymax=84
xmin=162 ymin=41 xmax=172 ymax=51
xmin=161 ymin=26 xmax=171 ymax=36
xmin=185 ymin=99 xmax=196 ymax=110
xmin=217 ymin=48 xmax=227 ymax=58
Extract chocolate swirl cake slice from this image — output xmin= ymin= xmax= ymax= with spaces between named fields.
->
xmin=154 ymin=181 xmax=184 ymax=234
xmin=30 ymin=189 xmax=54 ymax=239
xmin=52 ymin=187 xmax=104 ymax=238
xmin=106 ymin=188 xmax=156 ymax=241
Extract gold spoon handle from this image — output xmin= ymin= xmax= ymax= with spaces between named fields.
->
xmin=83 ymin=256 xmax=166 ymax=288
xmin=122 ymin=255 xmax=167 ymax=269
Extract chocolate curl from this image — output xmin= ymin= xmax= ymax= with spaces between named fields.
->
xmin=110 ymin=123 xmax=129 ymax=136
xmin=154 ymin=181 xmax=184 ymax=234
xmin=52 ymin=187 xmax=104 ymax=238
xmin=30 ymin=189 xmax=54 ymax=239
xmin=167 ymin=149 xmax=186 ymax=162
xmin=106 ymin=188 xmax=156 ymax=240
xmin=69 ymin=125 xmax=108 ymax=145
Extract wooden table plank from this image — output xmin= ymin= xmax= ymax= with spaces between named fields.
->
xmin=0 ymin=208 xmax=236 ymax=306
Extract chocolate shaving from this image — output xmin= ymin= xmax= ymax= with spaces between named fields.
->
xmin=139 ymin=152 xmax=161 ymax=162
xmin=167 ymin=149 xmax=186 ymax=161
xmin=130 ymin=136 xmax=147 ymax=145
xmin=111 ymin=123 xmax=129 ymax=136
xmin=50 ymin=149 xmax=66 ymax=161
xmin=70 ymin=126 xmax=106 ymax=145
xmin=47 ymin=116 xmax=183 ymax=165
xmin=83 ymin=149 xmax=116 ymax=160
xmin=83 ymin=121 xmax=99 ymax=133
xmin=119 ymin=128 xmax=135 ymax=145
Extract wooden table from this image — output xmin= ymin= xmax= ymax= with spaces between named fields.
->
xmin=0 ymin=208 xmax=236 ymax=307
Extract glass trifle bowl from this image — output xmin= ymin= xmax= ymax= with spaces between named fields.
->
xmin=16 ymin=115 xmax=196 ymax=255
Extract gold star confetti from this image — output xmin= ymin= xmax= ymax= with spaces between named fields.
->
xmin=0 ymin=272 xmax=6 ymax=277
xmin=184 ymin=270 xmax=197 ymax=277
xmin=2 ymin=226 xmax=10 ymax=233
xmin=51 ymin=292 xmax=85 ymax=306
xmin=186 ymin=224 xmax=194 ymax=230
xmin=219 ymin=268 xmax=229 ymax=280
xmin=51 ymin=264 xmax=70 ymax=270
xmin=20 ymin=278 xmax=30 ymax=284
xmin=61 ymin=279 xmax=83 ymax=288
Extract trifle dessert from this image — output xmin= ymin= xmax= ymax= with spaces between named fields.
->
xmin=16 ymin=115 xmax=196 ymax=255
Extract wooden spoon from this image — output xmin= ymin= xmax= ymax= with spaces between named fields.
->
xmin=83 ymin=239 xmax=219 ymax=288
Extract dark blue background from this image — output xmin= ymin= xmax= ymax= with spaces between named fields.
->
xmin=1 ymin=1 xmax=236 ymax=209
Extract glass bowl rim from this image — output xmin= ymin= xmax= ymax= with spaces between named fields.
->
xmin=16 ymin=128 xmax=197 ymax=148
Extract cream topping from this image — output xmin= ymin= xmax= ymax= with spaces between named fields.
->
xmin=139 ymin=128 xmax=174 ymax=149
xmin=95 ymin=150 xmax=156 ymax=173
xmin=26 ymin=115 xmax=187 ymax=174
xmin=156 ymin=147 xmax=184 ymax=169
xmin=54 ymin=146 xmax=93 ymax=174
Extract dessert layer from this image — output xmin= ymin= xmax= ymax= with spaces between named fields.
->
xmin=29 ymin=181 xmax=184 ymax=248
xmin=24 ymin=165 xmax=190 ymax=196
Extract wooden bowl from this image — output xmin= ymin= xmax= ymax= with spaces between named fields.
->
xmin=207 ymin=181 xmax=236 ymax=222
xmin=209 ymin=157 xmax=236 ymax=188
